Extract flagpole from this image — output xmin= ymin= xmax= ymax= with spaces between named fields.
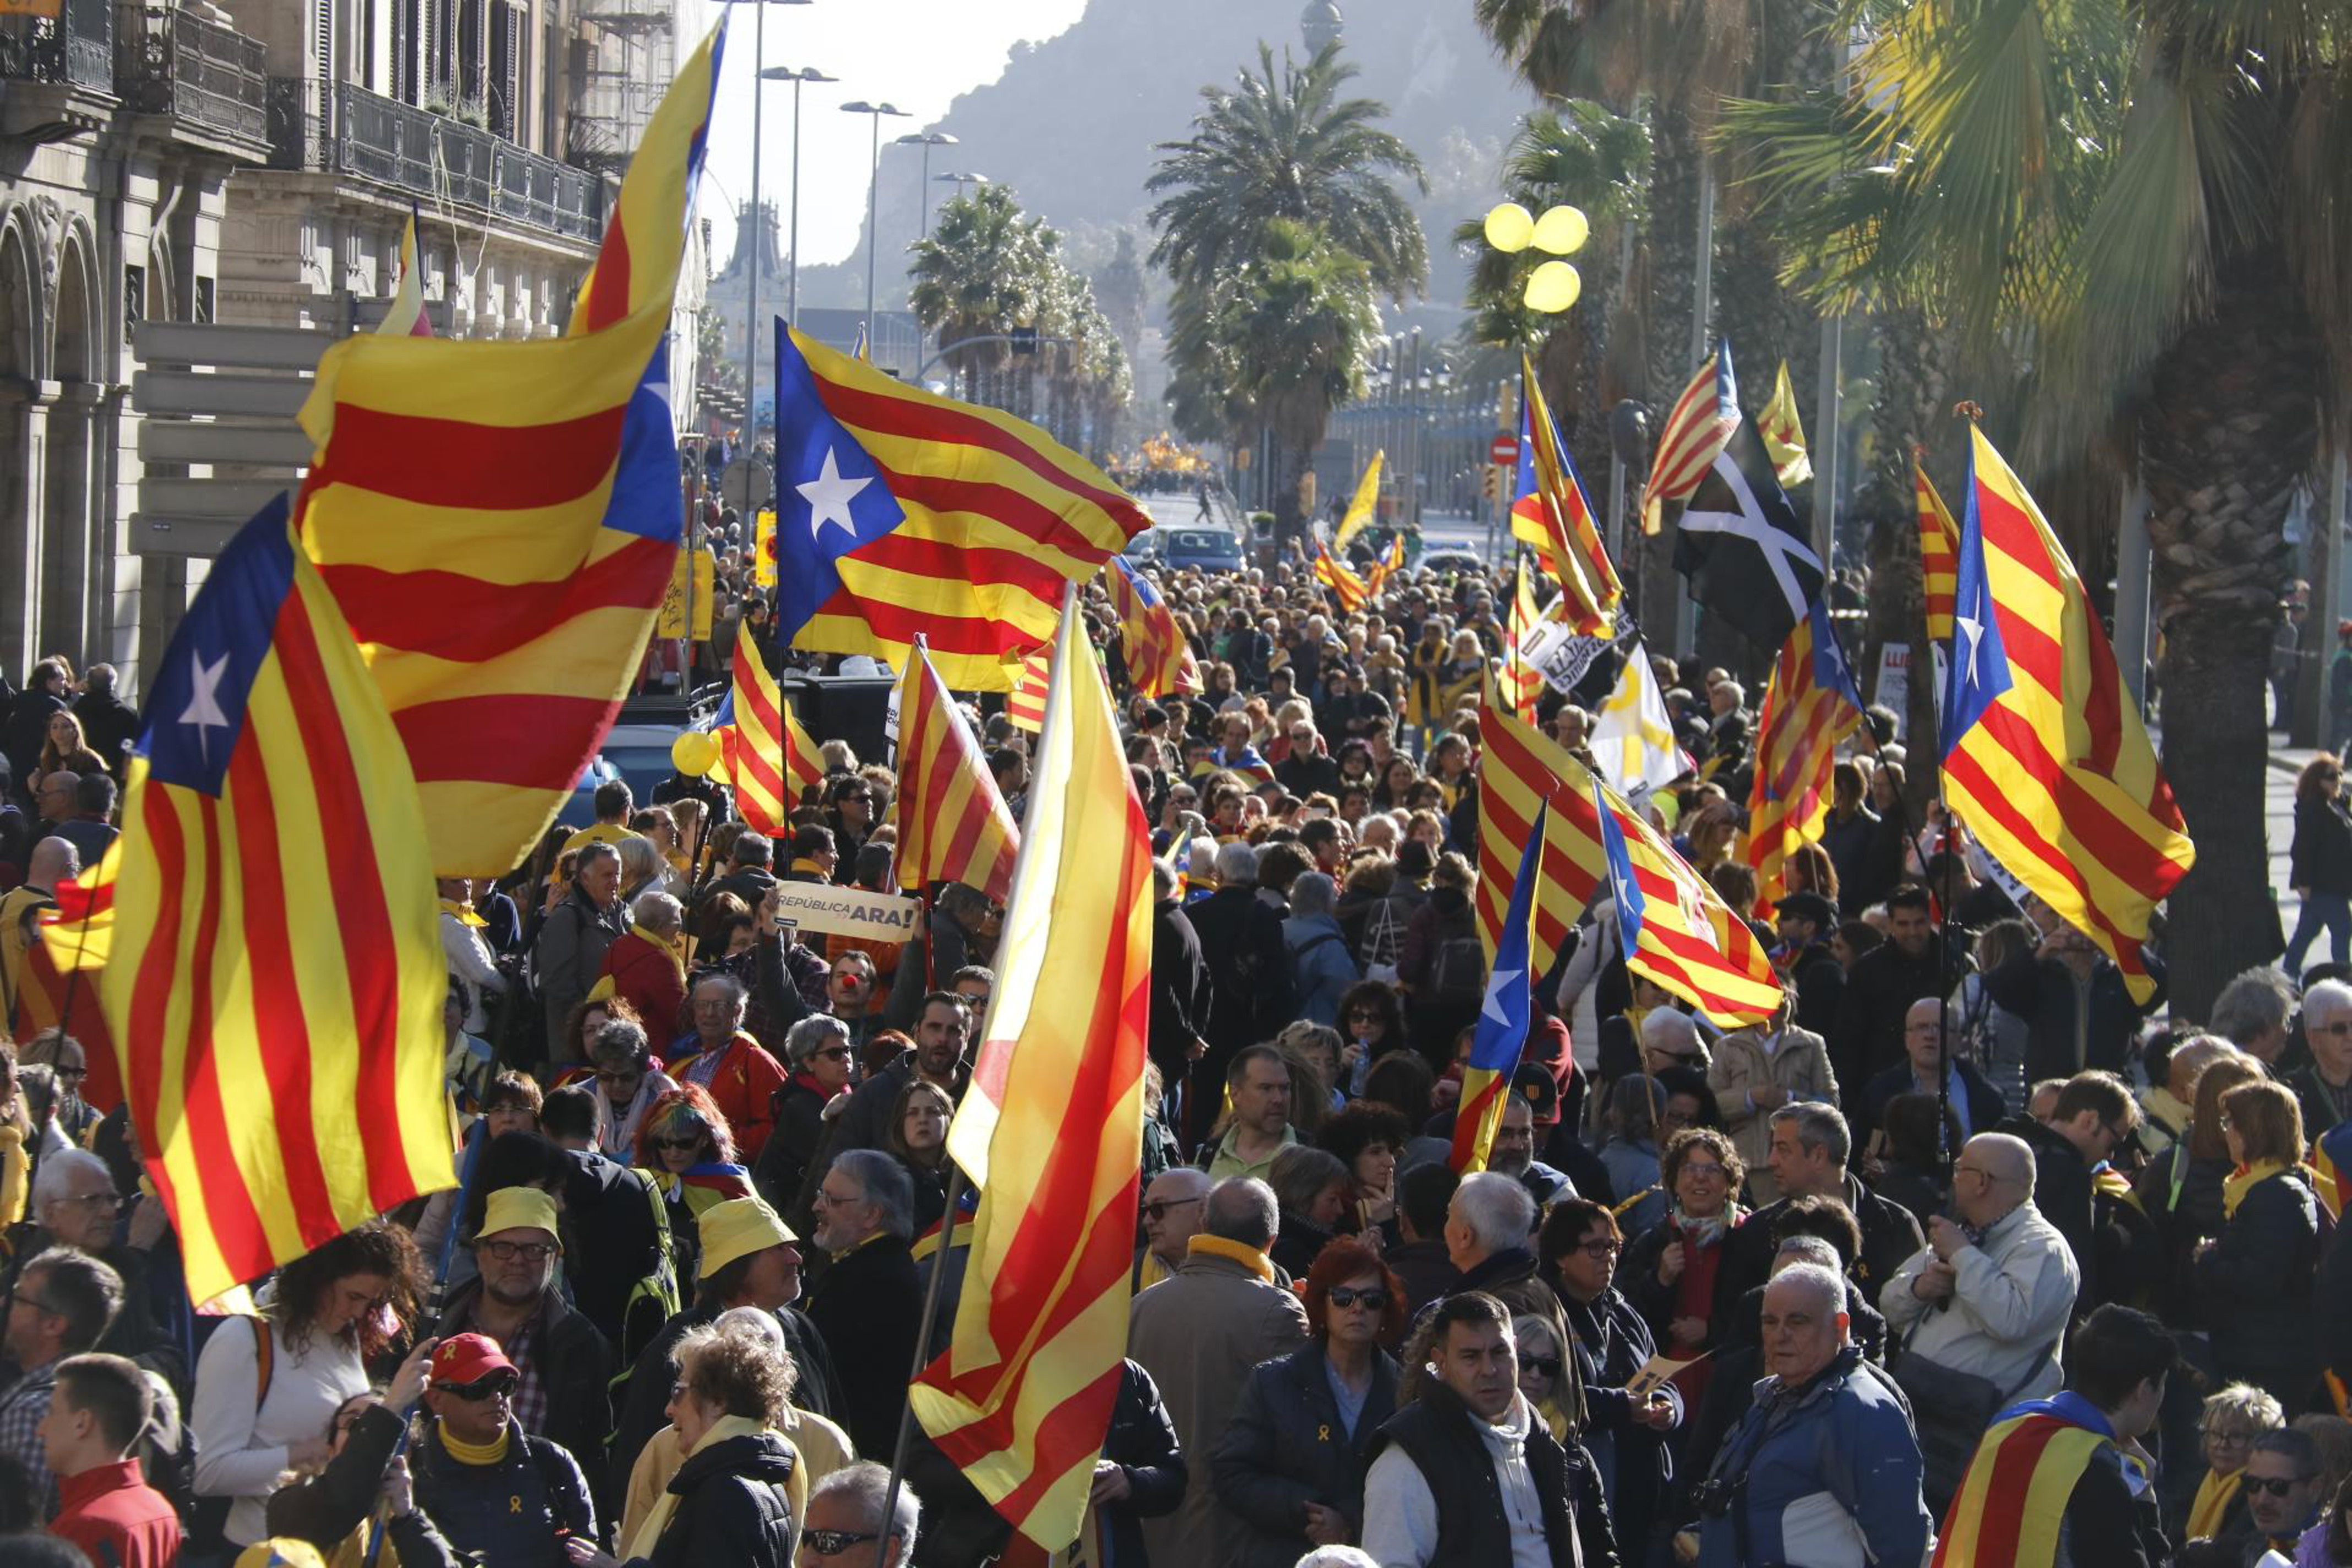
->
xmin=875 ymin=1162 xmax=966 ymax=1568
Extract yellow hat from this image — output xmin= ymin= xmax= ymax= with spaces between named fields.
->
xmin=236 ymin=1543 xmax=330 ymax=1568
xmin=698 ymin=1195 xmax=797 ymax=1279
xmin=480 ymin=1185 xmax=561 ymax=1246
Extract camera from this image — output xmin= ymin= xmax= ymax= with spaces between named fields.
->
xmin=1691 ymin=1476 xmax=1743 ymax=1520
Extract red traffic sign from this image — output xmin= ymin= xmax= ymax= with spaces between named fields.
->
xmin=1489 ymin=433 xmax=1520 ymax=467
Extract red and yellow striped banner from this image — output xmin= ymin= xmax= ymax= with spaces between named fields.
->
xmin=896 ymin=641 xmax=1021 ymax=902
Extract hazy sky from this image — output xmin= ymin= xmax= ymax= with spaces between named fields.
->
xmin=685 ymin=0 xmax=1090 ymax=270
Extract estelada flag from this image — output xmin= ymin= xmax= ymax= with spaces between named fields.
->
xmin=55 ymin=496 xmax=452 ymax=1305
xmin=1453 ymin=810 xmax=1540 ymax=1174
xmin=770 ymin=324 xmax=1150 ymax=691
xmin=1104 ymin=555 xmax=1201 ymax=699
xmin=911 ymin=588 xmax=1152 ymax=1551
xmin=295 ymin=23 xmax=726 ymax=875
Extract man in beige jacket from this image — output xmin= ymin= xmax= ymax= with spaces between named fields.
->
xmin=1128 ymin=1176 xmax=1310 ymax=1567
xmin=1708 ymin=993 xmax=1839 ymax=1205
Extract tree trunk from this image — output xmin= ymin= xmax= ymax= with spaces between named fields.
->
xmin=2140 ymin=247 xmax=2318 ymax=1018
xmin=1858 ymin=308 xmax=1953 ymax=813
xmin=1632 ymin=111 xmax=1702 ymax=644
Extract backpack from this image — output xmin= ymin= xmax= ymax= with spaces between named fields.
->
xmin=1359 ymin=895 xmax=1409 ymax=983
xmin=1428 ymin=932 xmax=1488 ymax=1009
xmin=604 ymin=1168 xmax=684 ymax=1441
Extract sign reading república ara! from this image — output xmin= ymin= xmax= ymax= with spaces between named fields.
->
xmin=769 ymin=880 xmax=922 ymax=940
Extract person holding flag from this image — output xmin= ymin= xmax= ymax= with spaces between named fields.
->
xmin=1452 ymin=810 xmax=1544 ymax=1175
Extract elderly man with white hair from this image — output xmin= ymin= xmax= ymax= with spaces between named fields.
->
xmin=797 ymin=1460 xmax=920 ymax=1567
xmin=2289 ymin=976 xmax=2352 ymax=1137
xmin=20 ymin=1148 xmax=177 ymax=1374
xmin=1692 ymin=1261 xmax=1929 ymax=1568
xmin=1881 ymin=1130 xmax=2079 ymax=1512
xmin=1707 ymin=988 xmax=1838 ymax=1206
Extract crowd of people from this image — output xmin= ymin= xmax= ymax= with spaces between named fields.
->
xmin=0 ymin=532 xmax=2348 ymax=1568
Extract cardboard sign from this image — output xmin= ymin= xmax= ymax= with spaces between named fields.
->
xmin=1625 ymin=1350 xmax=1708 ymax=1401
xmin=769 ymin=880 xmax=922 ymax=941
xmin=657 ymin=548 xmax=714 ymax=640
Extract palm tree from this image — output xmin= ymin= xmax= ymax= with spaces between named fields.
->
xmin=1147 ymin=41 xmax=1430 ymax=305
xmin=1717 ymin=0 xmax=2351 ymax=1015
xmin=907 ymin=185 xmax=1053 ymax=401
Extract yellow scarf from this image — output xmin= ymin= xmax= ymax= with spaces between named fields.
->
xmin=440 ymin=1424 xmax=509 ymax=1466
xmin=631 ymin=923 xmax=688 ymax=983
xmin=626 ymin=1414 xmax=767 ymax=1560
xmin=1185 ymin=1233 xmax=1275 ymax=1283
xmin=2187 ymin=1466 xmax=2244 ymax=1540
xmin=2222 ymin=1159 xmax=2289 ymax=1218
xmin=790 ymin=857 xmax=829 ymax=878
xmin=439 ymin=897 xmax=486 ymax=928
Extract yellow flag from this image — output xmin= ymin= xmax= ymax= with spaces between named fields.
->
xmin=1332 ymin=449 xmax=1384 ymax=552
xmin=1760 ymin=360 xmax=1812 ymax=488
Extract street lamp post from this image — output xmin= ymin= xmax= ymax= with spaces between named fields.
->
xmin=934 ymin=170 xmax=988 ymax=203
xmin=739 ymin=0 xmax=812 ymax=419
xmin=895 ymin=131 xmax=957 ymax=241
xmin=841 ymin=99 xmax=911 ymax=350
xmin=759 ymin=63 xmax=835 ymax=334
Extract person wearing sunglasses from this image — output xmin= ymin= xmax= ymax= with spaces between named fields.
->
xmin=412 ymin=1332 xmax=596 ymax=1566
xmin=1212 ymin=1238 xmax=1403 ymax=1566
xmin=632 ymin=1086 xmax=755 ymax=1286
xmin=2239 ymin=1427 xmax=2330 ymax=1562
xmin=589 ymin=1017 xmax=679 ymax=1165
xmin=1539 ymin=1196 xmax=1680 ymax=1561
xmin=796 ymin=1460 xmax=919 ymax=1567
xmin=754 ymin=1016 xmax=856 ymax=1219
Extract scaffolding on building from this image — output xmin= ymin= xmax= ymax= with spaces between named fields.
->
xmin=568 ymin=0 xmax=671 ymax=175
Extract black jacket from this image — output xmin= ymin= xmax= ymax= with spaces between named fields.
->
xmin=1560 ymin=1288 xmax=1674 ymax=1560
xmin=432 ymin=1278 xmax=616 ymax=1500
xmin=806 ymin=1233 xmax=925 ymax=1457
xmin=2192 ymin=1166 xmax=2321 ymax=1407
xmin=1148 ymin=896 xmax=1213 ymax=1084
xmin=2055 ymin=1432 xmax=2171 ymax=1568
xmin=1368 ymin=1380 xmax=1618 ymax=1568
xmin=1187 ymin=885 xmax=1297 ymax=1057
xmin=608 ymin=1300 xmax=842 ymax=1500
xmin=1984 ymin=946 xmax=2162 ymax=1085
xmin=415 ymin=1419 xmax=598 ymax=1565
xmin=265 ymin=1403 xmax=458 ymax=1567
xmin=622 ymin=1429 xmax=797 ymax=1568
xmin=1619 ymin=1214 xmax=1745 ymax=1366
xmin=1097 ymin=1359 xmax=1188 ymax=1568
xmin=1213 ymin=1342 xmax=1400 ymax=1568
xmin=1789 ymin=941 xmax=1845 ymax=1040
xmin=2000 ymin=1117 xmax=2100 ymax=1304
xmin=2291 ymin=794 xmax=2352 ymax=897
xmin=71 ymin=690 xmax=140 ymax=776
xmin=1854 ymin=1059 xmax=2007 ymax=1147
xmin=1830 ymin=938 xmax=1959 ymax=1094
xmin=1722 ymin=1170 xmax=1926 ymax=1308
xmin=558 ymin=1148 xmax=671 ymax=1361
xmin=753 ymin=1074 xmax=837 ymax=1217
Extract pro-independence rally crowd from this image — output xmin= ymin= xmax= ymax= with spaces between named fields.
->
xmin=0 ymin=18 xmax=2347 ymax=1568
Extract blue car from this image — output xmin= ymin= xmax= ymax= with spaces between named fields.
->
xmin=1158 ymin=527 xmax=1246 ymax=573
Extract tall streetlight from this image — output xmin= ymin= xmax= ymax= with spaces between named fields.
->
xmin=934 ymin=170 xmax=988 ymax=203
xmin=759 ymin=63 xmax=835 ymax=332
xmin=840 ymin=100 xmax=911 ymax=350
xmin=738 ymin=0 xmax=812 ymax=421
xmin=895 ymin=131 xmax=957 ymax=241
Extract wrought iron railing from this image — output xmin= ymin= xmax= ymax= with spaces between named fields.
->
xmin=266 ymin=76 xmax=605 ymax=242
xmin=0 ymin=0 xmax=116 ymax=93
xmin=117 ymin=5 xmax=265 ymax=142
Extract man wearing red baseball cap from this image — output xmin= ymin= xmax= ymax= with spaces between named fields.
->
xmin=411 ymin=1331 xmax=599 ymax=1566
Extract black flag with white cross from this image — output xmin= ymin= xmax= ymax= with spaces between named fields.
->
xmin=1672 ymin=414 xmax=1825 ymax=649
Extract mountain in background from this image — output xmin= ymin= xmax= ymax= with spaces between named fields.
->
xmin=763 ymin=0 xmax=1535 ymax=367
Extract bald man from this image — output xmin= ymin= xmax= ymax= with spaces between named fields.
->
xmin=1135 ymin=1167 xmax=1213 ymax=1290
xmin=1881 ymin=1131 xmax=2081 ymax=1511
xmin=2138 ymin=1033 xmax=2235 ymax=1160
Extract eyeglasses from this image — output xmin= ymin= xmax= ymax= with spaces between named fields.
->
xmin=1141 ymin=1197 xmax=1202 ymax=1223
xmin=651 ymin=1136 xmax=705 ymax=1153
xmin=1576 ymin=1239 xmax=1623 ymax=1259
xmin=11 ymin=1293 xmax=59 ymax=1318
xmin=812 ymin=1046 xmax=854 ymax=1062
xmin=2245 ymin=1476 xmax=2315 ymax=1498
xmin=59 ymin=1190 xmax=121 ymax=1210
xmin=434 ymin=1373 xmax=519 ymax=1401
xmin=1520 ymin=1355 xmax=1561 ymax=1378
xmin=1347 ymin=1007 xmax=1381 ymax=1020
xmin=2311 ymin=1020 xmax=2352 ymax=1037
xmin=594 ymin=1069 xmax=642 ymax=1086
xmin=51 ymin=1066 xmax=86 ymax=1083
xmin=802 ymin=1528 xmax=883 ymax=1556
xmin=1326 ymin=1286 xmax=1388 ymax=1311
xmin=1679 ymin=1163 xmax=1727 ymax=1182
xmin=2203 ymin=1427 xmax=2256 ymax=1445
xmin=481 ymin=1239 xmax=556 ymax=1264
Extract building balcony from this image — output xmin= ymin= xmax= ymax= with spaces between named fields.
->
xmin=264 ymin=77 xmax=605 ymax=243
xmin=0 ymin=0 xmax=117 ymax=141
xmin=116 ymin=4 xmax=268 ymax=151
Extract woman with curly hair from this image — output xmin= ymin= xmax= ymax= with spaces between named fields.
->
xmin=192 ymin=1220 xmax=424 ymax=1548
xmin=1618 ymin=1126 xmax=1747 ymax=1412
xmin=634 ymin=1084 xmax=754 ymax=1284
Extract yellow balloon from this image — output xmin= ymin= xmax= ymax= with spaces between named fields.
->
xmin=1532 ymin=204 xmax=1591 ymax=256
xmin=1524 ymin=260 xmax=1583 ymax=314
xmin=671 ymin=729 xmax=721 ymax=777
xmin=1483 ymin=202 xmax=1536 ymax=253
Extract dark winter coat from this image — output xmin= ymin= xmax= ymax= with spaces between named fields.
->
xmin=805 ymin=1233 xmax=925 ymax=1457
xmin=2192 ymin=1166 xmax=2322 ymax=1408
xmin=1212 ymin=1342 xmax=1401 ymax=1568
xmin=2290 ymin=794 xmax=2352 ymax=897
xmin=621 ymin=1429 xmax=796 ymax=1568
xmin=1983 ymin=945 xmax=2163 ymax=1085
xmin=1830 ymin=937 xmax=1959 ymax=1095
xmin=431 ymin=1278 xmax=617 ymax=1503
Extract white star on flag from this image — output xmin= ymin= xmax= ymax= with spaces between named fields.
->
xmin=797 ymin=447 xmax=870 ymax=541
xmin=1479 ymin=964 xmax=1522 ymax=1028
xmin=180 ymin=649 xmax=231 ymax=764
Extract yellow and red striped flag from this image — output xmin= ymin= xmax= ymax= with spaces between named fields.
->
xmin=1512 ymin=357 xmax=1620 ymax=631
xmin=295 ymin=24 xmax=725 ymax=875
xmin=1311 ymin=540 xmax=1369 ymax=614
xmin=1363 ymin=533 xmax=1406 ymax=597
xmin=46 ymin=497 xmax=452 ymax=1306
xmin=770 ymin=326 xmax=1150 ymax=692
xmin=1591 ymin=768 xmax=1785 ymax=1024
xmin=1746 ymin=600 xmax=1868 ymax=916
xmin=13 ymin=853 xmax=121 ymax=1114
xmin=1917 ymin=455 xmax=1960 ymax=643
xmin=1933 ymin=1407 xmax=2118 ymax=1566
xmin=1757 ymin=360 xmax=1810 ymax=488
xmin=1475 ymin=669 xmax=1605 ymax=977
xmin=1940 ymin=427 xmax=2192 ymax=1003
xmin=1005 ymin=645 xmax=1050 ymax=734
xmin=896 ymin=640 xmax=1021 ymax=902
xmin=1502 ymin=564 xmax=1546 ymax=722
xmin=1642 ymin=343 xmax=1740 ymax=534
xmin=711 ymin=620 xmax=819 ymax=837
xmin=378 ymin=209 xmax=433 ymax=339
xmin=911 ymin=587 xmax=1153 ymax=1552
xmin=1104 ymin=556 xmax=1201 ymax=699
